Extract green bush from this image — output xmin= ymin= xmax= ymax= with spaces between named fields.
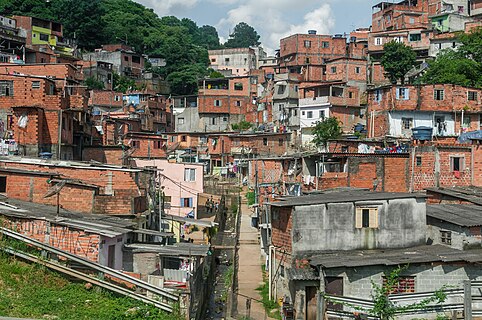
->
xmin=246 ymin=192 xmax=255 ymax=206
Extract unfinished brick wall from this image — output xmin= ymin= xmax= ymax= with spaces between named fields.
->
xmin=3 ymin=217 xmax=100 ymax=262
xmin=271 ymin=207 xmax=293 ymax=256
xmin=2 ymin=172 xmax=97 ymax=213
xmin=325 ymin=58 xmax=367 ymax=82
xmin=411 ymin=146 xmax=473 ymax=191
xmin=0 ymin=161 xmax=147 ymax=215
xmin=82 ymin=147 xmax=124 ymax=166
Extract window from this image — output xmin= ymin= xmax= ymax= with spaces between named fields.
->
xmin=305 ymin=57 xmax=310 ymax=64
xmin=278 ymin=104 xmax=284 ymax=111
xmin=304 ymin=40 xmax=311 ymax=48
xmin=322 ymin=41 xmax=330 ymax=48
xmin=383 ymin=276 xmax=415 ymax=293
xmin=294 ymin=85 xmax=299 ymax=92
xmin=154 ymin=140 xmax=163 ymax=149
xmin=225 ymin=57 xmax=230 ymax=62
xmin=302 ymin=111 xmax=305 ymax=116
xmin=355 ymin=207 xmax=378 ymax=229
xmin=32 ymin=81 xmax=40 ymax=89
xmin=468 ymin=91 xmax=478 ymax=101
xmin=180 ymin=197 xmax=193 ymax=208
xmin=331 ymin=66 xmax=337 ymax=73
xmin=394 ymin=36 xmax=403 ymax=43
xmin=349 ymin=92 xmax=353 ymax=99
xmin=124 ymin=56 xmax=129 ymax=62
xmin=402 ymin=117 xmax=413 ymax=130
xmin=39 ymin=33 xmax=49 ymax=41
xmin=409 ymin=33 xmax=421 ymax=42
xmin=263 ymin=138 xmax=268 ymax=146
xmin=0 ymin=176 xmax=6 ymax=193
xmin=211 ymin=58 xmax=216 ymax=62
xmin=450 ymin=156 xmax=465 ymax=172
xmin=222 ymin=117 xmax=228 ymax=122
xmin=279 ymin=139 xmax=284 ymax=146
xmin=416 ymin=156 xmax=422 ymax=166
xmin=236 ymin=100 xmax=241 ymax=107
xmin=184 ymin=168 xmax=196 ymax=182
xmin=319 ymin=110 xmax=325 ymax=119
xmin=131 ymin=140 xmax=140 ymax=148
xmin=409 ymin=18 xmax=415 ymax=24
xmin=234 ymin=82 xmax=243 ymax=90
xmin=434 ymin=89 xmax=444 ymax=100
xmin=374 ymin=89 xmax=382 ymax=102
xmin=132 ymin=56 xmax=141 ymax=64
xmin=440 ymin=230 xmax=452 ymax=245
xmin=181 ymin=135 xmax=187 ymax=142
xmin=277 ymin=85 xmax=286 ymax=95
xmin=280 ymin=265 xmax=285 ymax=278
xmin=178 ymin=117 xmax=185 ymax=125
xmin=375 ymin=37 xmax=383 ymax=46
xmin=0 ymin=81 xmax=13 ymax=96
xmin=355 ymin=67 xmax=361 ymax=74
xmin=397 ymin=87 xmax=410 ymax=100
xmin=307 ymin=111 xmax=313 ymax=119
xmin=114 ymin=95 xmax=120 ymax=102
xmin=214 ymin=100 xmax=222 ymax=106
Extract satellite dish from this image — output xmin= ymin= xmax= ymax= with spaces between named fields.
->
xmin=44 ymin=180 xmax=66 ymax=198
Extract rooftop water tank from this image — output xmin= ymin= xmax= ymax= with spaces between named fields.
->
xmin=412 ymin=126 xmax=433 ymax=141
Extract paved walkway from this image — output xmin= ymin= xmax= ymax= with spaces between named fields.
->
xmin=236 ymin=195 xmax=272 ymax=320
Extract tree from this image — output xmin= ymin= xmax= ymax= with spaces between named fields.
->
xmin=421 ymin=49 xmax=482 ymax=87
xmin=54 ymin=0 xmax=107 ymax=51
xmin=312 ymin=117 xmax=342 ymax=149
xmin=166 ymin=64 xmax=207 ymax=95
xmin=458 ymin=28 xmax=482 ymax=62
xmin=231 ymin=121 xmax=253 ymax=131
xmin=380 ymin=41 xmax=417 ymax=84
xmin=84 ymin=77 xmax=105 ymax=90
xmin=113 ymin=73 xmax=137 ymax=93
xmin=224 ymin=22 xmax=261 ymax=48
xmin=197 ymin=25 xmax=222 ymax=49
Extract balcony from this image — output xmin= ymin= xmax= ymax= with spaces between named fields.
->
xmin=299 ymin=96 xmax=329 ymax=106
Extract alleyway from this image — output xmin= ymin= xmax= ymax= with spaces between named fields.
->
xmin=236 ymin=194 xmax=272 ymax=320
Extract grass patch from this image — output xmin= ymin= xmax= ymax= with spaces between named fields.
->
xmin=246 ymin=191 xmax=255 ymax=206
xmin=224 ymin=265 xmax=234 ymax=288
xmin=256 ymin=265 xmax=281 ymax=319
xmin=0 ymin=254 xmax=182 ymax=320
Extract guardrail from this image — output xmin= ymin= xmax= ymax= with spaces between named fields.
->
xmin=0 ymin=227 xmax=178 ymax=306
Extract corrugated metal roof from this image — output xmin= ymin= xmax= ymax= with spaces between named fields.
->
xmin=309 ymin=245 xmax=482 ymax=269
xmin=427 ymin=204 xmax=482 ymax=227
xmin=0 ymin=197 xmax=136 ymax=238
xmin=125 ymin=243 xmax=209 ymax=256
xmin=270 ymin=190 xmax=426 ymax=207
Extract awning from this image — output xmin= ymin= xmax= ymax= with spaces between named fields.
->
xmin=133 ymin=229 xmax=174 ymax=237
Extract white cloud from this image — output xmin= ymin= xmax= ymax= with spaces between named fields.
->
xmin=135 ymin=0 xmax=199 ymax=16
xmin=215 ymin=1 xmax=336 ymax=54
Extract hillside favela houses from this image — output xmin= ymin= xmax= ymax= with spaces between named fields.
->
xmin=3 ymin=0 xmax=482 ymax=319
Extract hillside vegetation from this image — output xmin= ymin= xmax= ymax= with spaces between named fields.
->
xmin=0 ymin=253 xmax=181 ymax=320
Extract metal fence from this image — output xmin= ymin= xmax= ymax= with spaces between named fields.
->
xmin=324 ymin=281 xmax=482 ymax=320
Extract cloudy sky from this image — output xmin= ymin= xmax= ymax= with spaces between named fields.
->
xmin=135 ymin=0 xmax=381 ymax=53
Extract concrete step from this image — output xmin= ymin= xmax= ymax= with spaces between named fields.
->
xmin=238 ymin=239 xmax=259 ymax=245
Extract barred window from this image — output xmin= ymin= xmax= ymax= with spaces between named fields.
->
xmin=0 ymin=81 xmax=13 ymax=96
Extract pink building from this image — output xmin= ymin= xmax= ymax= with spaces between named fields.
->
xmin=134 ymin=159 xmax=204 ymax=219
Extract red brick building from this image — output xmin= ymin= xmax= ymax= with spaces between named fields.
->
xmin=0 ymin=158 xmax=150 ymax=216
xmin=367 ymin=84 xmax=482 ymax=139
xmin=0 ymin=68 xmax=89 ymax=160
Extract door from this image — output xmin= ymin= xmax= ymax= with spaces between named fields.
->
xmin=325 ymin=277 xmax=344 ymax=311
xmin=107 ymin=245 xmax=116 ymax=269
xmin=305 ymin=286 xmax=318 ymax=320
